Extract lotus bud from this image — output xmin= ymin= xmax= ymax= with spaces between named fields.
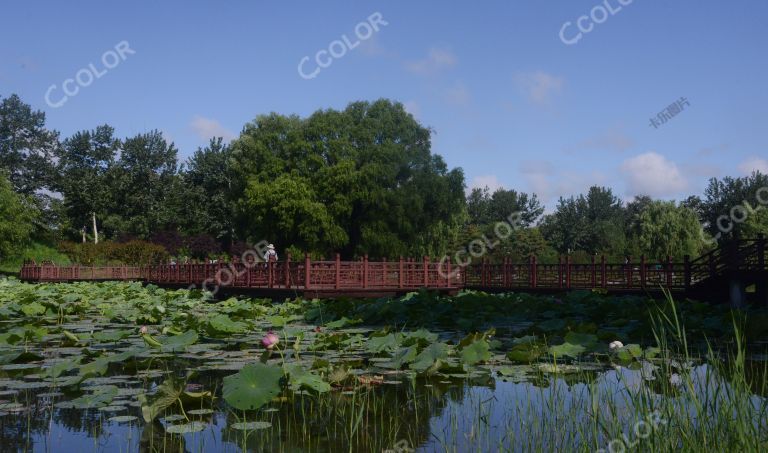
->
xmin=262 ymin=331 xmax=279 ymax=349
xmin=609 ymin=340 xmax=624 ymax=351
xmin=140 ymin=326 xmax=148 ymax=335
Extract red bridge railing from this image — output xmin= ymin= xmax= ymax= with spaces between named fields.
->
xmin=18 ymin=236 xmax=767 ymax=293
xmin=20 ymin=254 xmax=462 ymax=291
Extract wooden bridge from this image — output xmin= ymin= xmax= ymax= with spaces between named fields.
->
xmin=18 ymin=236 xmax=767 ymax=304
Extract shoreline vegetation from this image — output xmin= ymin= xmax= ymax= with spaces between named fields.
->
xmin=0 ymin=278 xmax=765 ymax=451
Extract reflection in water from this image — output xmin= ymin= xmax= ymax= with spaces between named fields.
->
xmin=1 ymin=359 xmax=766 ymax=452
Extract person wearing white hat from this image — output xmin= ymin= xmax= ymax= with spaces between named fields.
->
xmin=263 ymin=243 xmax=278 ymax=262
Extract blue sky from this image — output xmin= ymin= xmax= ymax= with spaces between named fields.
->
xmin=2 ymin=0 xmax=767 ymax=209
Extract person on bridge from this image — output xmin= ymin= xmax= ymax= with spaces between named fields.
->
xmin=264 ymin=244 xmax=278 ymax=262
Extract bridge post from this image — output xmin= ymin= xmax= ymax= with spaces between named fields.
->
xmin=481 ymin=259 xmax=487 ymax=287
xmin=530 ymin=255 xmax=537 ymax=288
xmin=335 ymin=253 xmax=341 ymax=290
xmin=285 ymin=253 xmax=291 ymax=287
xmin=591 ymin=255 xmax=596 ymax=288
xmin=601 ymin=255 xmax=607 ymax=288
xmin=423 ymin=256 xmax=429 ymax=287
xmin=565 ymin=255 xmax=571 ymax=289
xmin=640 ymin=255 xmax=646 ymax=288
xmin=666 ymin=255 xmax=673 ymax=287
xmin=557 ymin=256 xmax=563 ymax=289
xmin=304 ymin=253 xmax=311 ymax=290
xmin=503 ymin=258 xmax=509 ymax=288
xmin=399 ymin=256 xmax=404 ymax=288
xmin=363 ymin=254 xmax=368 ymax=289
xmin=684 ymin=255 xmax=691 ymax=291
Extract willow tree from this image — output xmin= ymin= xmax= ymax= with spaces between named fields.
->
xmin=230 ymin=99 xmax=466 ymax=258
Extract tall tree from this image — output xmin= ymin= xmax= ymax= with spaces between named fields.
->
xmin=110 ymin=131 xmax=179 ymax=238
xmin=55 ymin=125 xmax=119 ymax=241
xmin=0 ymin=173 xmax=38 ymax=261
xmin=230 ymin=99 xmax=466 ymax=258
xmin=175 ymin=138 xmax=235 ymax=242
xmin=700 ymin=172 xmax=768 ymax=242
xmin=0 ymin=94 xmax=59 ymax=196
xmin=541 ymin=186 xmax=626 ymax=256
xmin=466 ymin=186 xmax=544 ymax=227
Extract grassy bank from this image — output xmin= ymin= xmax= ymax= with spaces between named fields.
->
xmin=0 ymin=242 xmax=71 ymax=275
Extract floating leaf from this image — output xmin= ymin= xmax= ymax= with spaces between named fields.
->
xmin=460 ymin=339 xmax=491 ymax=366
xmin=140 ymin=378 xmax=184 ymax=422
xmin=109 ymin=415 xmax=138 ymax=423
xmin=166 ymin=422 xmax=207 ymax=434
xmin=61 ymin=385 xmax=118 ymax=409
xmin=410 ymin=342 xmax=449 ymax=374
xmin=230 ymin=421 xmax=272 ymax=430
xmin=380 ymin=346 xmax=418 ymax=370
xmin=161 ymin=330 xmax=199 ymax=352
xmin=92 ymin=329 xmax=133 ymax=342
xmin=222 ymin=363 xmax=283 ymax=411
xmin=285 ymin=364 xmax=331 ymax=393
xmin=208 ymin=314 xmax=248 ymax=334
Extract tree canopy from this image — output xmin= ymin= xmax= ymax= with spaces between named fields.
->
xmin=1 ymin=92 xmax=766 ymax=266
xmin=230 ymin=99 xmax=465 ymax=258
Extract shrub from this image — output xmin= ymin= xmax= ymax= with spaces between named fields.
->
xmin=58 ymin=240 xmax=169 ymax=266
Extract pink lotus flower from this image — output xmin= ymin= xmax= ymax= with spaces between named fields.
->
xmin=262 ymin=331 xmax=279 ymax=349
xmin=140 ymin=326 xmax=148 ymax=335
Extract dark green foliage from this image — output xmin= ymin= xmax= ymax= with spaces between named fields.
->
xmin=230 ymin=99 xmax=466 ymax=258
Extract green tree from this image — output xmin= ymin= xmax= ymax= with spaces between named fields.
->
xmin=175 ymin=138 xmax=236 ymax=242
xmin=541 ymin=186 xmax=625 ymax=256
xmin=634 ymin=201 xmax=707 ymax=261
xmin=699 ymin=171 xmax=768 ymax=242
xmin=108 ymin=131 xmax=180 ymax=238
xmin=466 ymin=186 xmax=543 ymax=227
xmin=0 ymin=94 xmax=59 ymax=196
xmin=230 ymin=99 xmax=465 ymax=258
xmin=0 ymin=174 xmax=38 ymax=261
xmin=55 ymin=125 xmax=119 ymax=241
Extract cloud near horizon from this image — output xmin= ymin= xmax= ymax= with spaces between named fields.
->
xmin=620 ymin=152 xmax=687 ymax=198
xmin=190 ymin=115 xmax=236 ymax=142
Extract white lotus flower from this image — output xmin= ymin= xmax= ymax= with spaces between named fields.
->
xmin=609 ymin=340 xmax=624 ymax=351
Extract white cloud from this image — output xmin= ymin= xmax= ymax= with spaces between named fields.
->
xmin=190 ymin=115 xmax=236 ymax=142
xmin=443 ymin=82 xmax=471 ymax=105
xmin=620 ymin=152 xmax=687 ymax=197
xmin=467 ymin=175 xmax=503 ymax=194
xmin=738 ymin=156 xmax=768 ymax=175
xmin=403 ymin=100 xmax=421 ymax=118
xmin=514 ymin=70 xmax=565 ymax=106
xmin=405 ymin=48 xmax=457 ymax=75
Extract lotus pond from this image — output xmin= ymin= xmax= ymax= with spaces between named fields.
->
xmin=0 ymin=278 xmax=766 ymax=452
